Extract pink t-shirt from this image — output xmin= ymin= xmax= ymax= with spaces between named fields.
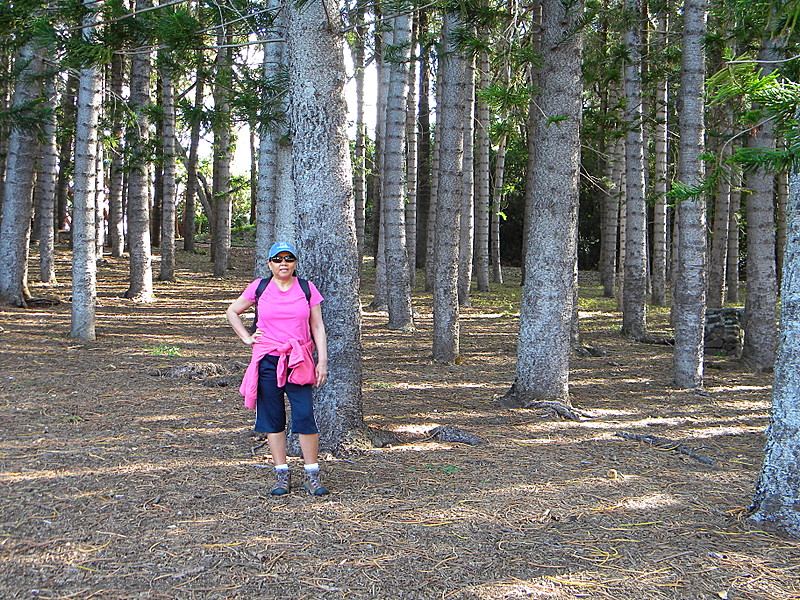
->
xmin=242 ymin=277 xmax=323 ymax=346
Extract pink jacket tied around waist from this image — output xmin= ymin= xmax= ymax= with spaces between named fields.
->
xmin=240 ymin=336 xmax=316 ymax=410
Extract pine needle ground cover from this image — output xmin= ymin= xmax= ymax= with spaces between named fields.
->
xmin=0 ymin=248 xmax=796 ymax=600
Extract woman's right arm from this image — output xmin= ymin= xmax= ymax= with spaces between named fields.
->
xmin=226 ymin=296 xmax=260 ymax=345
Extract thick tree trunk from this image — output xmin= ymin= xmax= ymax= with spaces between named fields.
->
xmin=255 ymin=8 xmax=285 ymax=276
xmin=0 ymin=42 xmax=44 ymax=307
xmin=351 ymin=1 xmax=367 ymax=261
xmin=651 ymin=22 xmax=669 ymax=307
xmin=742 ymin=47 xmax=780 ymax=371
xmin=71 ymin=1 xmax=102 ymax=340
xmin=432 ymin=11 xmax=466 ymax=363
xmin=504 ymin=0 xmax=583 ymax=405
xmin=474 ymin=42 xmax=491 ymax=293
xmin=622 ymin=0 xmax=648 ymax=340
xmin=37 ymin=77 xmax=59 ymax=284
xmin=108 ymin=53 xmax=126 ymax=258
xmin=749 ymin=166 xmax=800 ymax=536
xmin=286 ymin=0 xmax=365 ymax=453
xmin=158 ymin=48 xmax=177 ymax=282
xmin=212 ymin=33 xmax=233 ymax=277
xmin=415 ymin=10 xmax=432 ymax=272
xmin=55 ymin=75 xmax=77 ymax=232
xmin=405 ymin=19 xmax=419 ymax=289
xmin=382 ymin=12 xmax=414 ymax=331
xmin=672 ymin=0 xmax=708 ymax=389
xmin=125 ymin=1 xmax=155 ymax=302
xmin=457 ymin=56 xmax=475 ymax=307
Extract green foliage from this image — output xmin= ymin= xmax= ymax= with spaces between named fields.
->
xmin=147 ymin=344 xmax=182 ymax=357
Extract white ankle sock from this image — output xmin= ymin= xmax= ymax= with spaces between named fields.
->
xmin=275 ymin=464 xmax=289 ymax=471
xmin=304 ymin=463 xmax=319 ymax=472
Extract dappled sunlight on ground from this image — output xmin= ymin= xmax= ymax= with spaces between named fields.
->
xmin=1 ymin=252 xmax=796 ymax=599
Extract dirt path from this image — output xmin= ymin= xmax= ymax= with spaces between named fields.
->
xmin=1 ymin=248 xmax=797 ymax=600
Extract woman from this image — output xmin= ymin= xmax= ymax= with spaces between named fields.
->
xmin=226 ymin=241 xmax=329 ymax=496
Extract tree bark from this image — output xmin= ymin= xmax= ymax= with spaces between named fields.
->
xmin=622 ymin=0 xmax=648 ymax=340
xmin=255 ymin=5 xmax=286 ymax=276
xmin=457 ymin=55 xmax=475 ymax=307
xmin=108 ymin=53 xmax=126 ymax=258
xmin=672 ymin=0 xmax=708 ymax=389
xmin=726 ymin=165 xmax=742 ymax=303
xmin=0 ymin=42 xmax=44 ymax=307
xmin=37 ymin=77 xmax=59 ymax=284
xmin=382 ymin=12 xmax=414 ymax=331
xmin=158 ymin=45 xmax=177 ymax=282
xmin=432 ymin=10 xmax=466 ymax=363
xmin=71 ymin=0 xmax=102 ymax=340
xmin=707 ymin=124 xmax=733 ymax=309
xmin=212 ymin=32 xmax=233 ymax=277
xmin=742 ymin=46 xmax=780 ymax=371
xmin=416 ymin=9 xmax=432 ymax=273
xmin=749 ymin=164 xmax=800 ymax=536
xmin=504 ymin=0 xmax=583 ymax=405
xmin=474 ymin=41 xmax=491 ymax=293
xmin=286 ymin=0 xmax=365 ymax=453
xmin=651 ymin=16 xmax=669 ymax=307
xmin=125 ymin=0 xmax=155 ymax=302
xmin=405 ymin=17 xmax=419 ymax=289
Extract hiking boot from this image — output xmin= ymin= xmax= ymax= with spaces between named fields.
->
xmin=303 ymin=470 xmax=329 ymax=496
xmin=270 ymin=468 xmax=291 ymax=496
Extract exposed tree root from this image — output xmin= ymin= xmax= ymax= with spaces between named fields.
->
xmin=615 ymin=431 xmax=716 ymax=466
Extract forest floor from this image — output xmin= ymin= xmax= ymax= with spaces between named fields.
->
xmin=1 ymin=246 xmax=797 ymax=600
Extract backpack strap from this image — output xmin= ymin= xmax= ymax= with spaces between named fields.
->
xmin=249 ymin=276 xmax=271 ymax=334
xmin=297 ymin=277 xmax=312 ymax=304
xmin=248 ymin=276 xmax=312 ymax=334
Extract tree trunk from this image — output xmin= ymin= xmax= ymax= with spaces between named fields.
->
xmin=125 ymin=1 xmax=155 ymax=302
xmin=255 ymin=8 xmax=285 ymax=276
xmin=108 ymin=53 xmax=126 ymax=258
xmin=749 ymin=164 xmax=800 ymax=536
xmin=0 ymin=42 xmax=44 ymax=307
xmin=432 ymin=10 xmax=466 ymax=363
xmin=416 ymin=9 xmax=432 ymax=273
xmin=672 ymin=0 xmax=708 ymax=389
xmin=382 ymin=12 xmax=414 ymax=330
xmin=742 ymin=47 xmax=780 ymax=371
xmin=405 ymin=17 xmax=419 ymax=289
xmin=622 ymin=0 xmax=648 ymax=340
xmin=37 ymin=76 xmax=59 ymax=284
xmin=212 ymin=33 xmax=233 ymax=277
xmin=71 ymin=0 xmax=102 ymax=340
xmin=503 ymin=0 xmax=583 ymax=405
xmin=55 ymin=75 xmax=77 ymax=232
xmin=457 ymin=55 xmax=475 ymax=307
xmin=474 ymin=41 xmax=491 ymax=293
xmin=286 ymin=0 xmax=365 ymax=453
xmin=599 ymin=132 xmax=619 ymax=298
xmin=707 ymin=123 xmax=733 ymax=309
xmin=351 ymin=1 xmax=367 ymax=261
xmin=777 ymin=158 xmax=788 ymax=281
xmin=490 ymin=131 xmax=506 ymax=285
xmin=651 ymin=17 xmax=669 ymax=307
xmin=183 ymin=62 xmax=204 ymax=254
xmin=726 ymin=165 xmax=742 ymax=303
xmin=158 ymin=46 xmax=177 ymax=282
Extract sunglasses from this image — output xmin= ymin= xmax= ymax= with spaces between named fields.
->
xmin=270 ymin=255 xmax=297 ymax=263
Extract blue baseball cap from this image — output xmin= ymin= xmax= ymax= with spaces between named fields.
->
xmin=268 ymin=241 xmax=298 ymax=259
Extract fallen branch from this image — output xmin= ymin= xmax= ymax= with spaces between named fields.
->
xmin=614 ymin=431 xmax=716 ymax=466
